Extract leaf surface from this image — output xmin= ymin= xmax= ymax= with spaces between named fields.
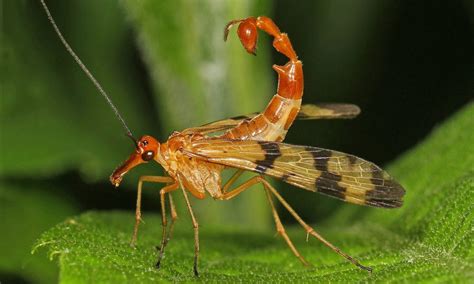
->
xmin=34 ymin=103 xmax=474 ymax=283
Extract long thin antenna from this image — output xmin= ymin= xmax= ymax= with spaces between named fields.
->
xmin=39 ymin=0 xmax=133 ymax=137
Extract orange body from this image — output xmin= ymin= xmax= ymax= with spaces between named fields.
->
xmin=223 ymin=17 xmax=303 ymax=142
xmin=107 ymin=15 xmax=403 ymax=275
xmin=42 ymin=0 xmax=403 ymax=273
xmin=110 ymin=16 xmax=304 ymax=200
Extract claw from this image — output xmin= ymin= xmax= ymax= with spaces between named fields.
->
xmin=224 ymin=17 xmax=259 ymax=55
xmin=193 ymin=265 xmax=199 ymax=277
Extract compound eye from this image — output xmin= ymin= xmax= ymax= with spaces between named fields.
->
xmin=141 ymin=150 xmax=154 ymax=161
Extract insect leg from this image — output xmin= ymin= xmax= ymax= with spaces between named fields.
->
xmin=222 ymin=169 xmax=245 ymax=193
xmin=167 ymin=194 xmax=178 ymax=239
xmin=131 ymin=176 xmax=174 ymax=247
xmin=178 ymin=178 xmax=200 ymax=277
xmin=261 ymin=178 xmax=373 ymax=272
xmin=221 ymin=176 xmax=310 ymax=266
xmin=156 ymin=183 xmax=179 ymax=269
xmin=156 ymin=194 xmax=179 ymax=268
xmin=263 ymin=185 xmax=310 ymax=266
xmin=220 ymin=176 xmax=262 ymax=200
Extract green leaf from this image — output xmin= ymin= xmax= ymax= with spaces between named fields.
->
xmin=34 ymin=103 xmax=474 ymax=282
xmin=0 ymin=181 xmax=79 ymax=283
xmin=1 ymin=0 xmax=155 ymax=182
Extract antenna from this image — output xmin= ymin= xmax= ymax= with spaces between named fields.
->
xmin=39 ymin=0 xmax=133 ymax=137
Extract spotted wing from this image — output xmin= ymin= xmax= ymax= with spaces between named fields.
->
xmin=181 ymin=115 xmax=255 ymax=135
xmin=297 ymin=103 xmax=360 ymax=119
xmin=189 ymin=139 xmax=405 ymax=208
xmin=182 ymin=103 xmax=361 ymax=135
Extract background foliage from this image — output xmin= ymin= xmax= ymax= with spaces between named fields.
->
xmin=1 ymin=0 xmax=472 ymax=282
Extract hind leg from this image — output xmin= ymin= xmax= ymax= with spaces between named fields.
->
xmin=221 ymin=175 xmax=372 ymax=272
xmin=261 ymin=178 xmax=373 ymax=272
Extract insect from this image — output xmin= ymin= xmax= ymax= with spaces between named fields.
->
xmin=40 ymin=0 xmax=405 ymax=276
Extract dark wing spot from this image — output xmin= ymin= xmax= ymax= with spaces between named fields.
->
xmin=255 ymin=142 xmax=281 ymax=174
xmin=281 ymin=173 xmax=296 ymax=183
xmin=307 ymin=147 xmax=346 ymax=199
xmin=348 ymin=154 xmax=358 ymax=166
xmin=366 ymin=165 xmax=405 ymax=208
xmin=316 ymin=172 xmax=345 ymax=200
xmin=365 ymin=197 xmax=403 ymax=208
xmin=308 ymin=148 xmax=332 ymax=171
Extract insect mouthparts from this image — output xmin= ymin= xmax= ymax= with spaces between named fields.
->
xmin=109 ymin=172 xmax=123 ymax=188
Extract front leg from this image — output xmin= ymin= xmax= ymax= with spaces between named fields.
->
xmin=131 ymin=175 xmax=174 ymax=247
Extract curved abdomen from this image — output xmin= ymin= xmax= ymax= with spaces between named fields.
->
xmin=222 ymin=16 xmax=303 ymax=142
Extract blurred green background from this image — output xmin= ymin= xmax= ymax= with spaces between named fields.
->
xmin=1 ymin=0 xmax=472 ymax=282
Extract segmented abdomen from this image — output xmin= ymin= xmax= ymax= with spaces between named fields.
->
xmin=222 ymin=61 xmax=302 ymax=142
xmin=221 ymin=16 xmax=303 ymax=142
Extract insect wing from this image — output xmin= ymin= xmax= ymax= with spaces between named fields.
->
xmin=189 ymin=139 xmax=405 ymax=208
xmin=297 ymin=103 xmax=361 ymax=119
xmin=182 ymin=115 xmax=255 ymax=135
xmin=182 ymin=104 xmax=361 ymax=135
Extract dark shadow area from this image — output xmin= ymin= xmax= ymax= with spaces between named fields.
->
xmin=3 ymin=171 xmax=161 ymax=213
xmin=0 ymin=273 xmax=30 ymax=284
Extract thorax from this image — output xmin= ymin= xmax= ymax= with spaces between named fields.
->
xmin=157 ymin=132 xmax=224 ymax=199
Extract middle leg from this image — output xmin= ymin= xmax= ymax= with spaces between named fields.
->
xmin=263 ymin=185 xmax=310 ymax=266
xmin=178 ymin=176 xmax=200 ymax=277
xmin=156 ymin=182 xmax=179 ymax=269
xmin=167 ymin=194 xmax=178 ymax=239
